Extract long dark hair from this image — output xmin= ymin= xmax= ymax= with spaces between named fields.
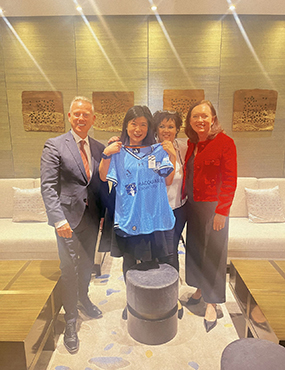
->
xmin=185 ymin=100 xmax=224 ymax=143
xmin=120 ymin=105 xmax=155 ymax=145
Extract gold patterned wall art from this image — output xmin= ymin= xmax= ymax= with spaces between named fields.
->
xmin=22 ymin=91 xmax=65 ymax=132
xmin=163 ymin=89 xmax=205 ymax=127
xmin=233 ymin=89 xmax=278 ymax=131
xmin=92 ymin=91 xmax=134 ymax=132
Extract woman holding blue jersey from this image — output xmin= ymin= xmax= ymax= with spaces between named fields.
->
xmin=99 ymin=106 xmax=176 ymax=301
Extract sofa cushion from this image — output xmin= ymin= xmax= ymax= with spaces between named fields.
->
xmin=230 ymin=177 xmax=258 ymax=217
xmin=228 ymin=217 xmax=285 ymax=260
xmin=258 ymin=178 xmax=285 ymax=212
xmin=0 ymin=179 xmax=35 ymax=218
xmin=12 ymin=187 xmax=48 ymax=222
xmin=245 ymin=186 xmax=285 ymax=223
xmin=0 ymin=219 xmax=58 ymax=260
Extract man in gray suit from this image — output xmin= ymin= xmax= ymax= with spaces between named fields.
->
xmin=41 ymin=96 xmax=108 ymax=354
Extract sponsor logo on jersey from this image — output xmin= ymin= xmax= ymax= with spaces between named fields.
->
xmin=125 ymin=183 xmax=137 ymax=196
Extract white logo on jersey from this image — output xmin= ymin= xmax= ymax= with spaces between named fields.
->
xmin=125 ymin=183 xmax=137 ymax=196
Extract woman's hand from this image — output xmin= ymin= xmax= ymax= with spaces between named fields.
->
xmin=108 ymin=136 xmax=120 ymax=145
xmin=161 ymin=140 xmax=176 ymax=161
xmin=103 ymin=141 xmax=122 ymax=157
xmin=213 ymin=213 xmax=226 ymax=231
xmin=161 ymin=141 xmax=176 ymax=186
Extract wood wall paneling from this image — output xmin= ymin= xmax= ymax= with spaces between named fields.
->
xmin=148 ymin=15 xmax=222 ymax=114
xmin=1 ymin=17 xmax=77 ymax=177
xmin=75 ymin=16 xmax=148 ymax=103
xmin=0 ymin=15 xmax=285 ymax=178
xmin=0 ymin=22 xmax=14 ymax=178
xmin=74 ymin=15 xmax=148 ymax=143
xmin=219 ymin=16 xmax=285 ymax=177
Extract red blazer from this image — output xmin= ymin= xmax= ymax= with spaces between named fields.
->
xmin=182 ymin=132 xmax=237 ymax=216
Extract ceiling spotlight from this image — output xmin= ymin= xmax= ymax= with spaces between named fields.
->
xmin=0 ymin=8 xmax=4 ymax=15
xmin=151 ymin=5 xmax=157 ymax=11
xmin=76 ymin=5 xmax=82 ymax=12
xmin=229 ymin=5 xmax=236 ymax=11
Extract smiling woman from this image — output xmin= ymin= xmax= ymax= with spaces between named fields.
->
xmin=99 ymin=105 xmax=176 ymax=320
xmin=183 ymin=99 xmax=237 ymax=333
xmin=126 ymin=116 xmax=148 ymax=146
xmin=153 ymin=110 xmax=187 ymax=272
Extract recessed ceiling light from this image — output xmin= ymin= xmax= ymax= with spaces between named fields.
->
xmin=151 ymin=5 xmax=157 ymax=11
xmin=229 ymin=5 xmax=236 ymax=11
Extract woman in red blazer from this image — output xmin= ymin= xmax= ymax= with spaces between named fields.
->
xmin=182 ymin=100 xmax=237 ymax=332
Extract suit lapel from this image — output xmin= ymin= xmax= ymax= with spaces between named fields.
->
xmin=89 ymin=138 xmax=100 ymax=178
xmin=65 ymin=131 xmax=89 ymax=182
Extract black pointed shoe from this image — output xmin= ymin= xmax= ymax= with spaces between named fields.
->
xmin=64 ymin=321 xmax=79 ymax=354
xmin=78 ymin=298 xmax=103 ymax=319
xmin=178 ymin=301 xmax=184 ymax=319
xmin=122 ymin=306 xmax=128 ymax=320
xmin=204 ymin=318 xmax=217 ymax=333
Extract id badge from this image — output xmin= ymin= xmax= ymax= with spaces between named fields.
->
xmin=148 ymin=155 xmax=156 ymax=169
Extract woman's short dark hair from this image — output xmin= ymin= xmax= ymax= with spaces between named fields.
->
xmin=184 ymin=100 xmax=224 ymax=143
xmin=120 ymin=106 xmax=155 ymax=145
xmin=153 ymin=110 xmax=182 ymax=138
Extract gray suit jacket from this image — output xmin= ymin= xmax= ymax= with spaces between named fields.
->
xmin=41 ymin=130 xmax=107 ymax=230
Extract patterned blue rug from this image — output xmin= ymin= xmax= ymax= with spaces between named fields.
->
xmin=47 ymin=245 xmax=239 ymax=370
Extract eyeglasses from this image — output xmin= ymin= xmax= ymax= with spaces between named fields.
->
xmin=157 ymin=110 xmax=177 ymax=114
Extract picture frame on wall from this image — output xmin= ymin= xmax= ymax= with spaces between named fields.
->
xmin=232 ymin=89 xmax=278 ymax=131
xmin=22 ymin=91 xmax=65 ymax=132
xmin=92 ymin=91 xmax=134 ymax=132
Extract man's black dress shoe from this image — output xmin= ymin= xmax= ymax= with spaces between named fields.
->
xmin=78 ymin=298 xmax=103 ymax=319
xmin=64 ymin=321 xmax=79 ymax=354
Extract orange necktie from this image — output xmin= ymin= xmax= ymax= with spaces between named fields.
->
xmin=80 ymin=140 xmax=90 ymax=181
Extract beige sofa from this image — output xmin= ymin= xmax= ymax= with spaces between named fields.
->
xmin=0 ymin=178 xmax=104 ymax=273
xmin=0 ymin=178 xmax=59 ymax=260
xmin=228 ymin=177 xmax=285 ymax=261
xmin=1 ymin=177 xmax=284 ymax=263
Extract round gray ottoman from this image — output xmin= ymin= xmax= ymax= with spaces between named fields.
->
xmin=126 ymin=262 xmax=178 ymax=345
xmin=221 ymin=338 xmax=285 ymax=370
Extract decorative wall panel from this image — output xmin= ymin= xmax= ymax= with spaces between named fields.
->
xmin=163 ymin=89 xmax=205 ymax=126
xmin=232 ymin=89 xmax=278 ymax=131
xmin=219 ymin=16 xmax=285 ymax=177
xmin=22 ymin=91 xmax=65 ymax=132
xmin=92 ymin=91 xmax=134 ymax=132
xmin=0 ymin=15 xmax=285 ymax=178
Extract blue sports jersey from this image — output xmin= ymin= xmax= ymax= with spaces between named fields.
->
xmin=106 ymin=143 xmax=175 ymax=236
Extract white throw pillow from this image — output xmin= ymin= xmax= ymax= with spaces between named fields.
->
xmin=12 ymin=187 xmax=48 ymax=222
xmin=245 ymin=186 xmax=285 ymax=223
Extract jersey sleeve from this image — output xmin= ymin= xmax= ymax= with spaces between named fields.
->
xmin=155 ymin=148 xmax=174 ymax=178
xmin=106 ymin=154 xmax=119 ymax=186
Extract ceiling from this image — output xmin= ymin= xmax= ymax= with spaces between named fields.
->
xmin=0 ymin=0 xmax=285 ymax=17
